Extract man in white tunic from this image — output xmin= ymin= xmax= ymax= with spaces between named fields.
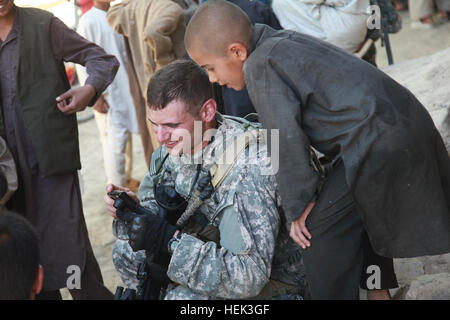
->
xmin=77 ymin=0 xmax=139 ymax=186
xmin=271 ymin=0 xmax=371 ymax=53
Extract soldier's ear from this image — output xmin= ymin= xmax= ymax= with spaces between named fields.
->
xmin=199 ymin=98 xmax=217 ymax=123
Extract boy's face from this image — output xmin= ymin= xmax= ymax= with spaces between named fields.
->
xmin=0 ymin=0 xmax=14 ymax=17
xmin=188 ymin=45 xmax=247 ymax=91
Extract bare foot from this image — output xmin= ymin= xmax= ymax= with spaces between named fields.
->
xmin=420 ymin=16 xmax=434 ymax=25
xmin=367 ymin=289 xmax=392 ymax=300
xmin=412 ymin=16 xmax=434 ymax=29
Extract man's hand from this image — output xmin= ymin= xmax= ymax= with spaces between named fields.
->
xmin=93 ymin=95 xmax=110 ymax=114
xmin=104 ymin=183 xmax=138 ymax=219
xmin=290 ymin=201 xmax=316 ymax=249
xmin=56 ymin=84 xmax=96 ymax=115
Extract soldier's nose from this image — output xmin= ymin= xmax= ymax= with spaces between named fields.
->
xmin=156 ymin=128 xmax=169 ymax=143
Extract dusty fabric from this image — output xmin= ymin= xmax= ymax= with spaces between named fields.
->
xmin=123 ymin=38 xmax=155 ymax=169
xmin=106 ymin=0 xmax=187 ymax=165
xmin=106 ymin=0 xmax=186 ymax=98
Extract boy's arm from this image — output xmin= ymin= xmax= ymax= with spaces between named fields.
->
xmin=244 ymin=55 xmax=320 ymax=224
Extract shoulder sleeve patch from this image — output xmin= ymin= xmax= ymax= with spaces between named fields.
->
xmin=217 ymin=192 xmax=249 ymax=254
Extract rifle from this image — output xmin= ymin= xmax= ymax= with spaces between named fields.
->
xmin=369 ymin=0 xmax=402 ymax=65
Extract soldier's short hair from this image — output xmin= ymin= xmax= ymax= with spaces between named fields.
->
xmin=147 ymin=60 xmax=213 ymax=116
xmin=0 ymin=210 xmax=40 ymax=300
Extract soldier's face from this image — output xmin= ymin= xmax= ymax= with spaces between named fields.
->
xmin=188 ymin=45 xmax=247 ymax=91
xmin=148 ymin=100 xmax=204 ymax=156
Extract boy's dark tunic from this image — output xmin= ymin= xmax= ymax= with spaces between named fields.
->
xmin=244 ymin=24 xmax=450 ymax=258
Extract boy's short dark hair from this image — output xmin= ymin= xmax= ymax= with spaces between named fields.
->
xmin=0 ymin=210 xmax=40 ymax=300
xmin=147 ymin=60 xmax=213 ymax=116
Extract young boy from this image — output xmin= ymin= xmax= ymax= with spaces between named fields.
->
xmin=185 ymin=0 xmax=450 ymax=299
xmin=0 ymin=210 xmax=44 ymax=300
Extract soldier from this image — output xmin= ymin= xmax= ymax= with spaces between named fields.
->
xmin=104 ymin=60 xmax=305 ymax=299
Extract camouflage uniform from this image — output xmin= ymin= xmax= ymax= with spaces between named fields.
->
xmin=112 ymin=114 xmax=306 ymax=299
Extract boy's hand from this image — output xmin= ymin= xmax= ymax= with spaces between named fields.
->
xmin=290 ymin=201 xmax=315 ymax=249
xmin=104 ymin=184 xmax=139 ymax=219
xmin=56 ymin=85 xmax=96 ymax=115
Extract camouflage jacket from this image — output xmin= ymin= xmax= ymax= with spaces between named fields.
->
xmin=137 ymin=114 xmax=285 ymax=299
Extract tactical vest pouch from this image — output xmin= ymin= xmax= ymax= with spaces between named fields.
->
xmin=183 ymin=214 xmax=221 ymax=245
xmin=252 ymin=279 xmax=303 ymax=300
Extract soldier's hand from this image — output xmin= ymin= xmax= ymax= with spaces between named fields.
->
xmin=290 ymin=201 xmax=315 ymax=249
xmin=56 ymin=85 xmax=96 ymax=115
xmin=104 ymin=183 xmax=138 ymax=218
xmin=128 ymin=214 xmax=177 ymax=253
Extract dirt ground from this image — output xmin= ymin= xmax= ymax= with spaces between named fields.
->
xmin=62 ymin=11 xmax=450 ymax=299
